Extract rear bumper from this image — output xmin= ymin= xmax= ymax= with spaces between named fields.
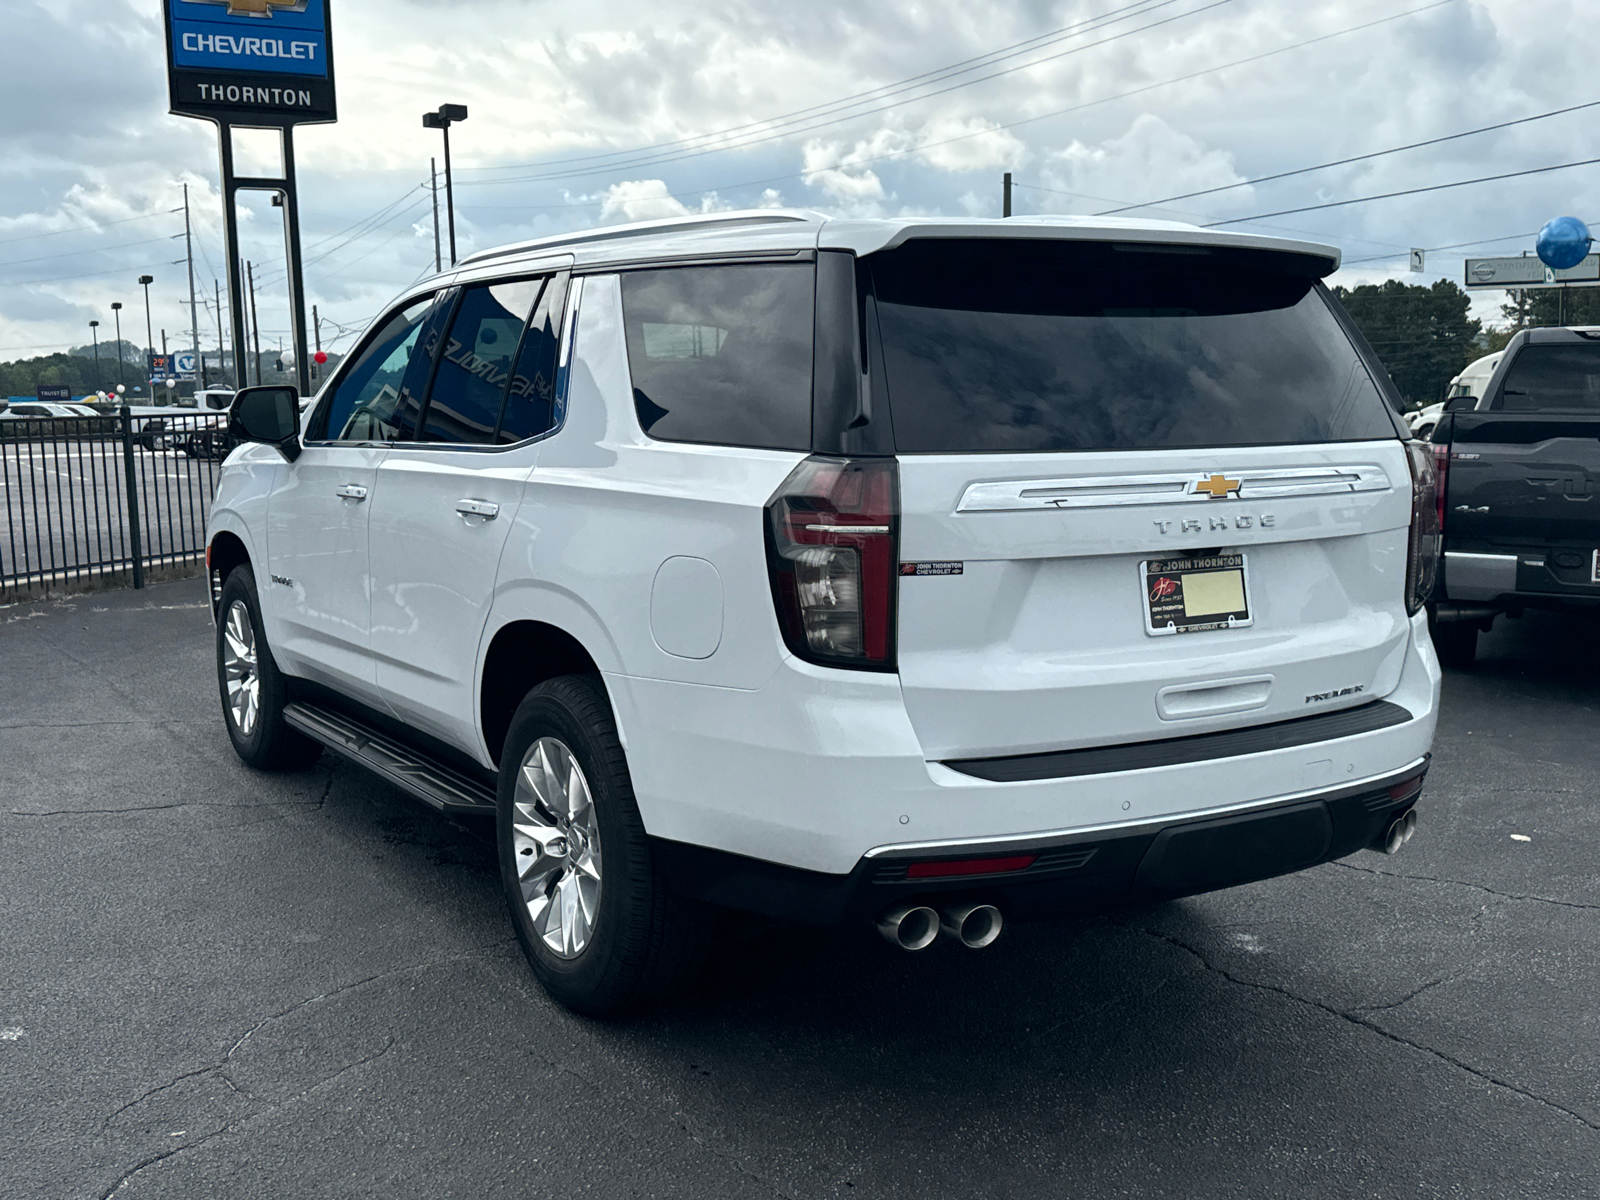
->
xmin=652 ymin=759 xmax=1429 ymax=926
xmin=1439 ymin=548 xmax=1600 ymax=614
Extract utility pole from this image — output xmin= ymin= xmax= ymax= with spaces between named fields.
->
xmin=89 ymin=320 xmax=100 ymax=377
xmin=246 ymin=259 xmax=262 ymax=387
xmin=1003 ymin=172 xmax=1013 ymax=218
xmin=430 ymin=158 xmax=442 ymax=273
xmin=111 ymin=302 xmax=125 ymax=387
xmin=312 ymin=303 xmax=322 ymax=387
xmin=162 ymin=329 xmax=168 ymax=357
xmin=184 ymin=183 xmax=201 ymax=400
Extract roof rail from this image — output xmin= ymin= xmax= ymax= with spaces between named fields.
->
xmin=457 ymin=209 xmax=828 ymax=268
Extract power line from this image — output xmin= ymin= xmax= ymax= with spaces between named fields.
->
xmin=0 ymin=210 xmax=172 ymax=249
xmin=1096 ymin=98 xmax=1600 ymax=215
xmin=1205 ymin=157 xmax=1600 ymax=227
xmin=464 ymin=0 xmax=1191 ymax=178
xmin=463 ymin=0 xmax=1233 ymax=187
xmin=457 ymin=0 xmax=1456 ymax=207
xmin=1342 ymin=231 xmax=1541 ymax=267
xmin=0 ymin=235 xmax=173 ymax=271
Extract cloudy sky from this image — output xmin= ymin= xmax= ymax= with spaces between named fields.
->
xmin=2 ymin=0 xmax=1594 ymax=371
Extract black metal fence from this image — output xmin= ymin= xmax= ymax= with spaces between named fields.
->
xmin=1 ymin=407 xmax=233 ymax=603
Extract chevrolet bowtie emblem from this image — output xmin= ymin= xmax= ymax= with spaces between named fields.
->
xmin=1194 ymin=473 xmax=1243 ymax=499
xmin=185 ymin=0 xmax=302 ymax=16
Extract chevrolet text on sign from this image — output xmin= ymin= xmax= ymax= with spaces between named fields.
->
xmin=164 ymin=0 xmax=336 ymax=125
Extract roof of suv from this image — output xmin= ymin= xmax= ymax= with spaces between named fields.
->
xmin=447 ymin=209 xmax=1342 ymax=281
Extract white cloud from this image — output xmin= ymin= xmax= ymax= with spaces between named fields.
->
xmin=598 ymin=180 xmax=693 ymax=223
xmin=1035 ymin=113 xmax=1246 ymax=222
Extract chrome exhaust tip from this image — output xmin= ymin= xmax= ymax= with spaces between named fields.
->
xmin=941 ymin=902 xmax=1003 ymax=949
xmin=1381 ymin=809 xmax=1417 ymax=855
xmin=876 ymin=904 xmax=940 ymax=951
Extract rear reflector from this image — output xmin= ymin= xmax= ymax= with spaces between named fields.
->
xmin=905 ymin=854 xmax=1038 ymax=879
xmin=1388 ymin=773 xmax=1425 ymax=802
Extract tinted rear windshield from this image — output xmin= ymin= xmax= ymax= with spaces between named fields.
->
xmin=867 ymin=239 xmax=1398 ymax=453
xmin=1495 ymin=343 xmax=1600 ymax=411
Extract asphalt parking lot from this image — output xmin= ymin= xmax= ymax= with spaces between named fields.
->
xmin=2 ymin=578 xmax=1597 ymax=1199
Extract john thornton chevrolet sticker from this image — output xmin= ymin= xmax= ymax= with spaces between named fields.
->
xmin=900 ymin=562 xmax=964 ymax=576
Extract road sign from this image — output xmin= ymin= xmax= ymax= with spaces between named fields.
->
xmin=1409 ymin=249 xmax=1425 ymax=273
xmin=163 ymin=0 xmax=337 ymax=126
xmin=149 ymin=353 xmax=171 ymax=377
xmin=1464 ymin=253 xmax=1600 ymax=289
xmin=173 ymin=351 xmax=198 ymax=381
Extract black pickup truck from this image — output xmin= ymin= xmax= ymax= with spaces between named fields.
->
xmin=1429 ymin=325 xmax=1600 ymax=665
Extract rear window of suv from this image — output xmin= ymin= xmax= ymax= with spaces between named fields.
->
xmin=1495 ymin=343 xmax=1600 ymax=411
xmin=866 ymin=239 xmax=1398 ymax=453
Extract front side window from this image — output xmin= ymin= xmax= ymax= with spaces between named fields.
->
xmin=867 ymin=239 xmax=1398 ymax=453
xmin=419 ymin=279 xmax=543 ymax=445
xmin=1495 ymin=343 xmax=1600 ymax=411
xmin=313 ymin=297 xmax=436 ymax=443
xmin=619 ymin=264 xmax=814 ymax=451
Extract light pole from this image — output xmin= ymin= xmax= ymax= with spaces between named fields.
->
xmin=423 ymin=104 xmax=468 ymax=265
xmin=89 ymin=320 xmax=100 ymax=377
xmin=110 ymin=302 xmax=125 ymax=387
xmin=138 ymin=275 xmax=155 ymax=369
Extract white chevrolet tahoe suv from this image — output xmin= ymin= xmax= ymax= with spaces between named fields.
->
xmin=207 ymin=211 xmax=1441 ymax=1013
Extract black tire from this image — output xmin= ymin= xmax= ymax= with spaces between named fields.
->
xmin=215 ymin=565 xmax=321 ymax=771
xmin=496 ymin=674 xmax=711 ymax=1016
xmin=1431 ymin=618 xmax=1478 ymax=668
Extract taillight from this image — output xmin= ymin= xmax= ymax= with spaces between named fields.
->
xmin=1405 ymin=441 xmax=1441 ymax=615
xmin=765 ymin=456 xmax=898 ymax=670
xmin=1432 ymin=440 xmax=1449 ymax=533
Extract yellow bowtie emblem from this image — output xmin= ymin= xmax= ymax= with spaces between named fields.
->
xmin=1194 ymin=474 xmax=1242 ymax=499
xmin=193 ymin=0 xmax=300 ymax=16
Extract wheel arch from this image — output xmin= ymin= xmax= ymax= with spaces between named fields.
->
xmin=479 ymin=620 xmax=607 ymax=766
xmin=207 ymin=528 xmax=252 ymax=617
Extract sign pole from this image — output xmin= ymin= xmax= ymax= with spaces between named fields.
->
xmin=217 ymin=123 xmax=251 ymax=390
xmin=281 ymin=127 xmax=312 ymax=395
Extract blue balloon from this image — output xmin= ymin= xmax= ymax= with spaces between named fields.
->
xmin=1537 ymin=216 xmax=1593 ymax=271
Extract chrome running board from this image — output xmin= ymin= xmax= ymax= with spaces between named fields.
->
xmin=283 ymin=702 xmax=498 ymax=816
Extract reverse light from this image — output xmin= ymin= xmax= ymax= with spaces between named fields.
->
xmin=765 ymin=456 xmax=898 ymax=670
xmin=1405 ymin=441 xmax=1441 ymax=616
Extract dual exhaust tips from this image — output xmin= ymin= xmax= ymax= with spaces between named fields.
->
xmin=1380 ymin=808 xmax=1419 ymax=855
xmin=877 ymin=902 xmax=1003 ymax=951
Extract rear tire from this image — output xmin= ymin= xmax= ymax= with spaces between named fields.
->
xmin=216 ymin=565 xmax=321 ymax=771
xmin=1431 ymin=618 xmax=1478 ymax=668
xmin=496 ymin=674 xmax=711 ymax=1016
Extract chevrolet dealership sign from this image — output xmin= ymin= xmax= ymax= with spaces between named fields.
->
xmin=164 ymin=0 xmax=336 ymax=125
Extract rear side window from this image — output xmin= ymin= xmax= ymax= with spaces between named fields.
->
xmin=419 ymin=279 xmax=543 ymax=444
xmin=867 ymin=239 xmax=1397 ymax=453
xmin=1495 ymin=344 xmax=1600 ymax=411
xmin=497 ymin=276 xmax=565 ymax=444
xmin=620 ymin=264 xmax=813 ymax=451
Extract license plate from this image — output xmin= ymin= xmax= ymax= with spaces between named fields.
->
xmin=1142 ymin=554 xmax=1253 ymax=636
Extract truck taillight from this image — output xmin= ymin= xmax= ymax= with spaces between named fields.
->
xmin=1406 ymin=441 xmax=1441 ymax=616
xmin=765 ymin=456 xmax=898 ymax=671
xmin=1432 ymin=440 xmax=1449 ymax=532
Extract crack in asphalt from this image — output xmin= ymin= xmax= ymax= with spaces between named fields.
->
xmin=1134 ymin=924 xmax=1600 ymax=1133
xmin=1353 ymin=975 xmax=1450 ymax=1014
xmin=1331 ymin=859 xmax=1600 ymax=912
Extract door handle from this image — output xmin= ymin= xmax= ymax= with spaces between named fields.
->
xmin=456 ymin=499 xmax=499 ymax=521
xmin=336 ymin=484 xmax=369 ymax=501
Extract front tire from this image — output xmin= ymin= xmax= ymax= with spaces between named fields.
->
xmin=496 ymin=675 xmax=711 ymax=1016
xmin=216 ymin=565 xmax=320 ymax=770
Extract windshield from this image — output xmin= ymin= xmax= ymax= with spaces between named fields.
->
xmin=866 ymin=238 xmax=1398 ymax=453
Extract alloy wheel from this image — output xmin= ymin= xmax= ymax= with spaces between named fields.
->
xmin=222 ymin=600 xmax=260 ymax=737
xmin=512 ymin=737 xmax=604 ymax=959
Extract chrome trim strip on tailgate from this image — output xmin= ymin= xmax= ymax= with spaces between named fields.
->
xmin=956 ymin=464 xmax=1393 ymax=513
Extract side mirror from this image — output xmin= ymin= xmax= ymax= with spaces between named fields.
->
xmin=1443 ymin=395 xmax=1478 ymax=413
xmin=229 ymin=386 xmax=301 ymax=461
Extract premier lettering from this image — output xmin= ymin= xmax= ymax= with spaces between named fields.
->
xmin=181 ymin=33 xmax=320 ymax=60
xmin=195 ymin=83 xmax=315 ymax=106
